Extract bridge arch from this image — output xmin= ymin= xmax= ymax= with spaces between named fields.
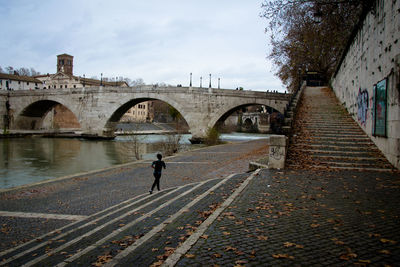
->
xmin=103 ymin=96 xmax=190 ymax=134
xmin=208 ymin=102 xmax=282 ymax=132
xmin=13 ymin=99 xmax=80 ymax=130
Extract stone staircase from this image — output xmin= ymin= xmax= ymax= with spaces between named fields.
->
xmin=286 ymin=87 xmax=394 ymax=171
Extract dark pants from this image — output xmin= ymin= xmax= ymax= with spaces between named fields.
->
xmin=151 ymin=172 xmax=161 ymax=191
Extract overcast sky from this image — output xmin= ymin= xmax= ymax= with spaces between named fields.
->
xmin=0 ymin=0 xmax=285 ymax=92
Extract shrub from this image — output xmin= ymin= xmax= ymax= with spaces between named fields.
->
xmin=204 ymin=127 xmax=220 ymax=145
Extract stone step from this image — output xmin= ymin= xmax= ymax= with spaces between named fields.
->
xmin=301 ymin=149 xmax=384 ymax=158
xmin=307 ymin=129 xmax=365 ymax=135
xmin=309 ymin=133 xmax=370 ymax=138
xmin=304 ymin=124 xmax=360 ymax=128
xmin=304 ymin=121 xmax=360 ymax=126
xmin=311 ymin=154 xmax=387 ymax=163
xmin=292 ymin=144 xmax=379 ymax=153
xmin=307 ymin=136 xmax=371 ymax=141
xmin=309 ymin=140 xmax=374 ymax=146
xmin=288 ymin=164 xmax=395 ymax=172
xmin=0 ymin=173 xmax=250 ymax=267
xmin=318 ymin=160 xmax=386 ymax=167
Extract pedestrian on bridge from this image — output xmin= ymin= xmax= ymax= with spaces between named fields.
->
xmin=150 ymin=153 xmax=166 ymax=194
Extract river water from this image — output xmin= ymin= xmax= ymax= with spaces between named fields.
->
xmin=0 ymin=133 xmax=269 ymax=189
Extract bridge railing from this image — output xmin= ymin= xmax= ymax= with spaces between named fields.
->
xmin=1 ymin=85 xmax=291 ymax=101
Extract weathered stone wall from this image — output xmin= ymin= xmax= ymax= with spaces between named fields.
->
xmin=331 ymin=0 xmax=400 ymax=168
xmin=0 ymin=86 xmax=290 ymax=140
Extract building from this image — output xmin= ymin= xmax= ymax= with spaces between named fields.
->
xmin=36 ymin=54 xmax=152 ymax=125
xmin=35 ymin=54 xmax=129 ymax=89
xmin=121 ymin=102 xmax=150 ymax=122
xmin=0 ymin=73 xmax=43 ymax=90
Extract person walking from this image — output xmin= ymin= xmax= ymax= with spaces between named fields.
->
xmin=150 ymin=153 xmax=166 ymax=194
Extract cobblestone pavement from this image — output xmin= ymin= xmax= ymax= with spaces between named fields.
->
xmin=1 ymin=137 xmax=399 ymax=267
xmin=176 ymin=168 xmax=400 ymax=266
xmin=0 ymin=139 xmax=268 ymax=252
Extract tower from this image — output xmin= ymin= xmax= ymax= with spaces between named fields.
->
xmin=57 ymin=54 xmax=73 ymax=75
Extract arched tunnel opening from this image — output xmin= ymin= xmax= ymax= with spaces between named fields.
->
xmin=214 ymin=104 xmax=283 ymax=134
xmin=15 ymin=100 xmax=80 ymax=131
xmin=105 ymin=98 xmax=191 ymax=158
xmin=106 ymin=98 xmax=189 ymax=135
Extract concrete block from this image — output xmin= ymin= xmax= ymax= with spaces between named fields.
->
xmin=268 ymin=135 xmax=288 ymax=169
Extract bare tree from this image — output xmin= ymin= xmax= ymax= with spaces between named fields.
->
xmin=5 ymin=66 xmax=13 ymax=74
xmin=261 ymin=0 xmax=373 ymax=91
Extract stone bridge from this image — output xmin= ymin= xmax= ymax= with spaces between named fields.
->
xmin=0 ymin=85 xmax=290 ymax=141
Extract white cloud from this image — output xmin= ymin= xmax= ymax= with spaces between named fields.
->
xmin=0 ymin=0 xmax=285 ymax=92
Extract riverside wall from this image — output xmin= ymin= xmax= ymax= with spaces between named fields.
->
xmin=331 ymin=0 xmax=400 ymax=168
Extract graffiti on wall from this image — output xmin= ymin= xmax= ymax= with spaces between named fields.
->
xmin=357 ymin=88 xmax=369 ymax=126
xmin=373 ymin=78 xmax=387 ymax=137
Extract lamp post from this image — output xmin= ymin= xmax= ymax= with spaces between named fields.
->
xmin=200 ymin=76 xmax=202 ymax=88
xmin=218 ymin=78 xmax=220 ymax=89
xmin=100 ymin=73 xmax=103 ymax=86
xmin=83 ymin=74 xmax=85 ymax=87
xmin=209 ymin=74 xmax=212 ymax=88
xmin=190 ymin=73 xmax=192 ymax=87
xmin=116 ymin=77 xmax=118 ymax=87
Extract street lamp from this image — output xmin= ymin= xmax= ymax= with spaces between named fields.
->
xmin=209 ymin=74 xmax=212 ymax=88
xmin=100 ymin=73 xmax=103 ymax=86
xmin=116 ymin=77 xmax=118 ymax=86
xmin=190 ymin=73 xmax=192 ymax=87
xmin=218 ymin=78 xmax=220 ymax=89
xmin=200 ymin=76 xmax=202 ymax=88
xmin=83 ymin=74 xmax=85 ymax=87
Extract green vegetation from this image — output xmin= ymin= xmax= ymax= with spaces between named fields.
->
xmin=204 ymin=127 xmax=220 ymax=146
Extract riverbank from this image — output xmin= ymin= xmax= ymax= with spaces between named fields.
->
xmin=0 ymin=139 xmax=269 ymax=251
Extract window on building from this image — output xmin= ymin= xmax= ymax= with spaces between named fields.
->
xmin=60 ymin=85 xmax=63 ymax=88
xmin=27 ymin=82 xmax=29 ymax=85
xmin=65 ymin=85 xmax=67 ymax=88
xmin=18 ymin=81 xmax=21 ymax=84
xmin=74 ymin=85 xmax=76 ymax=88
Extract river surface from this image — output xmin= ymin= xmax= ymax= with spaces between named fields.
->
xmin=0 ymin=133 xmax=269 ymax=189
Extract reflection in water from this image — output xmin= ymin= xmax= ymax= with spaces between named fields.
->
xmin=0 ymin=134 xmax=195 ymax=189
xmin=0 ymin=133 xmax=268 ymax=189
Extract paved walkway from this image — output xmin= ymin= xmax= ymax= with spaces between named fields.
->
xmin=1 ymin=156 xmax=399 ymax=266
xmin=174 ymin=168 xmax=400 ymax=266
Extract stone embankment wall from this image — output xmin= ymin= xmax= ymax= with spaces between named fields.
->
xmin=331 ymin=0 xmax=400 ymax=168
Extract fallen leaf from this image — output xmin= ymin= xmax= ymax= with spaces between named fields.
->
xmin=225 ymin=246 xmax=237 ymax=252
xmin=185 ymin=254 xmax=195 ymax=258
xmin=380 ymin=238 xmax=397 ymax=244
xmin=272 ymin=254 xmax=294 ymax=260
xmin=257 ymin=235 xmax=268 ymax=240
